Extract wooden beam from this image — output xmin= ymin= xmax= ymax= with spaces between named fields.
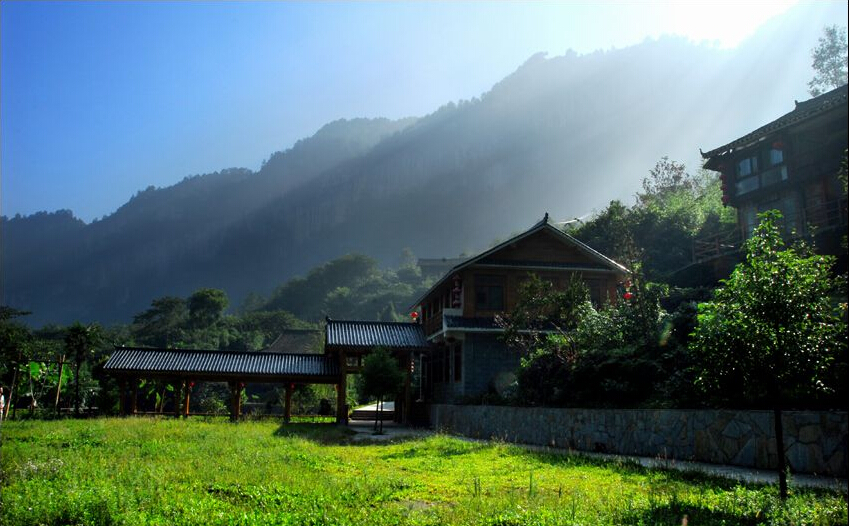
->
xmin=131 ymin=379 xmax=138 ymax=416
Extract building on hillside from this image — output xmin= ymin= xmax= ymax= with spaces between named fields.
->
xmin=694 ymin=84 xmax=848 ymax=275
xmin=412 ymin=214 xmax=629 ymax=404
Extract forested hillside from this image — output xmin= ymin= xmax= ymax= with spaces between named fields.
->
xmin=2 ymin=4 xmax=835 ymax=325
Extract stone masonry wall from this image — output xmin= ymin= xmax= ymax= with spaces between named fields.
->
xmin=429 ymin=405 xmax=848 ymax=477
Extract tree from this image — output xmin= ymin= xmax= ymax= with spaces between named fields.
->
xmin=64 ymin=322 xmax=102 ymax=416
xmin=188 ymin=288 xmax=229 ymax=328
xmin=132 ymin=296 xmax=188 ymax=347
xmin=359 ymin=347 xmax=403 ymax=433
xmin=808 ymin=25 xmax=848 ymax=97
xmin=690 ymin=211 xmax=846 ymax=499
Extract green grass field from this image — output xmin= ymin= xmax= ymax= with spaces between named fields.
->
xmin=0 ymin=418 xmax=845 ymax=525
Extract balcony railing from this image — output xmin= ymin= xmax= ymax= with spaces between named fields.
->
xmin=691 ymin=196 xmax=847 ymax=262
xmin=693 ymin=229 xmax=741 ymax=263
xmin=804 ymin=196 xmax=848 ymax=233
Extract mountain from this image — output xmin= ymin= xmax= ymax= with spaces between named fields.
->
xmin=2 ymin=2 xmax=842 ymax=326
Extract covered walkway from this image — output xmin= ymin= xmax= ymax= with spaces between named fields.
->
xmin=104 ymin=347 xmax=340 ymax=422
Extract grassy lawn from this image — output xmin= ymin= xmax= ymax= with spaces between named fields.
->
xmin=0 ymin=418 xmax=845 ymax=525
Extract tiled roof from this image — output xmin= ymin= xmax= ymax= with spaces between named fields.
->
xmin=104 ymin=347 xmax=339 ymax=378
xmin=325 ymin=320 xmax=429 ymax=350
xmin=701 ymin=84 xmax=848 ymax=162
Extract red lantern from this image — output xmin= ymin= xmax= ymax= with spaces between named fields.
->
xmin=623 ymin=292 xmax=634 ymax=300
xmin=188 ymin=381 xmax=195 ymax=389
xmin=410 ymin=311 xmax=419 ymax=321
xmin=289 ymin=383 xmax=295 ymax=390
xmin=772 ymin=140 xmax=784 ymax=150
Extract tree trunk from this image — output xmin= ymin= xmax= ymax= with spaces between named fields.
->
xmin=774 ymin=406 xmax=788 ymax=500
xmin=8 ymin=361 xmax=20 ymax=419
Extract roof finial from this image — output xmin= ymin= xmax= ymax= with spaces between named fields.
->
xmin=544 ymin=212 xmax=549 ymax=222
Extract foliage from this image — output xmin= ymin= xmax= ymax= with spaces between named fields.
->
xmin=64 ymin=322 xmax=102 ymax=415
xmin=188 ymin=288 xmax=229 ymax=328
xmin=263 ymin=253 xmax=430 ymax=323
xmin=690 ymin=211 xmax=847 ymax=407
xmin=808 ymin=25 xmax=849 ymax=97
xmin=504 ymin=271 xmax=702 ymax=408
xmin=574 ymin=158 xmax=735 ymax=283
xmin=1 ymin=418 xmax=846 ymax=525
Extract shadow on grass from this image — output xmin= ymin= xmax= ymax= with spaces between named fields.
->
xmin=273 ymin=423 xmax=357 ymax=444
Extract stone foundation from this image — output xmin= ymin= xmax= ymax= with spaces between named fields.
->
xmin=429 ymin=405 xmax=848 ymax=477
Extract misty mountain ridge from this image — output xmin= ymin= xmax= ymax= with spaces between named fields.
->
xmin=2 ymin=3 xmax=839 ymax=325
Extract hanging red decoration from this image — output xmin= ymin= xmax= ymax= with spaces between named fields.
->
xmin=410 ymin=311 xmax=419 ymax=321
xmin=188 ymin=382 xmax=195 ymax=389
xmin=289 ymin=383 xmax=295 ymax=390
xmin=772 ymin=140 xmax=784 ymax=150
xmin=623 ymin=292 xmax=634 ymax=300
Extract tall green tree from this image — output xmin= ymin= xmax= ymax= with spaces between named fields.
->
xmin=188 ymin=288 xmax=229 ymax=328
xmin=808 ymin=25 xmax=848 ymax=97
xmin=690 ymin=211 xmax=846 ymax=499
xmin=64 ymin=322 xmax=102 ymax=416
xmin=359 ymin=347 xmax=403 ymax=433
xmin=132 ymin=296 xmax=188 ymax=347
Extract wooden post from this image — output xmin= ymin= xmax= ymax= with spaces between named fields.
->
xmin=131 ymin=379 xmax=138 ymax=415
xmin=336 ymin=351 xmax=348 ymax=425
xmin=173 ymin=381 xmax=182 ymax=418
xmin=183 ymin=381 xmax=191 ymax=417
xmin=229 ymin=382 xmax=238 ymax=422
xmin=118 ymin=378 xmax=127 ymax=416
xmin=403 ymin=351 xmax=412 ymax=425
xmin=284 ymin=383 xmax=293 ymax=423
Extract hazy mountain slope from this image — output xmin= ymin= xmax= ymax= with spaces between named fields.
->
xmin=2 ymin=2 xmax=840 ymax=325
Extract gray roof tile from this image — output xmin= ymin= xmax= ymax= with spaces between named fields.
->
xmin=104 ymin=347 xmax=339 ymax=378
xmin=325 ymin=320 xmax=429 ymax=350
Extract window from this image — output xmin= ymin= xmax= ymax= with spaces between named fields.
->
xmin=474 ymin=275 xmax=504 ymax=311
xmin=736 ymin=175 xmax=759 ymax=195
xmin=736 ymin=156 xmax=758 ymax=177
xmin=768 ymin=148 xmax=784 ymax=166
xmin=761 ymin=165 xmax=788 ymax=187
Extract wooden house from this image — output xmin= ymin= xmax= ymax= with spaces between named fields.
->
xmin=698 ymin=84 xmax=847 ymax=270
xmin=412 ymin=215 xmax=629 ymax=403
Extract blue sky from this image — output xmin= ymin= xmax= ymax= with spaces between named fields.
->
xmin=0 ymin=1 xmax=808 ymax=222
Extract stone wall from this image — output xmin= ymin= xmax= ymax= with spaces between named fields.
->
xmin=429 ymin=404 xmax=848 ymax=477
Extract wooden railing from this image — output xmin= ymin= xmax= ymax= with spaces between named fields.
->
xmin=693 ymin=229 xmax=741 ymax=263
xmin=804 ymin=197 xmax=848 ymax=233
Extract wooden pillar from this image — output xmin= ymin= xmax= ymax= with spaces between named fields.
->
xmin=284 ymin=383 xmax=293 ymax=423
xmin=229 ymin=382 xmax=241 ymax=422
xmin=118 ymin=378 xmax=127 ymax=416
xmin=183 ymin=381 xmax=191 ymax=417
xmin=131 ymin=379 xmax=138 ymax=416
xmin=336 ymin=351 xmax=348 ymax=425
xmin=403 ymin=351 xmax=412 ymax=425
